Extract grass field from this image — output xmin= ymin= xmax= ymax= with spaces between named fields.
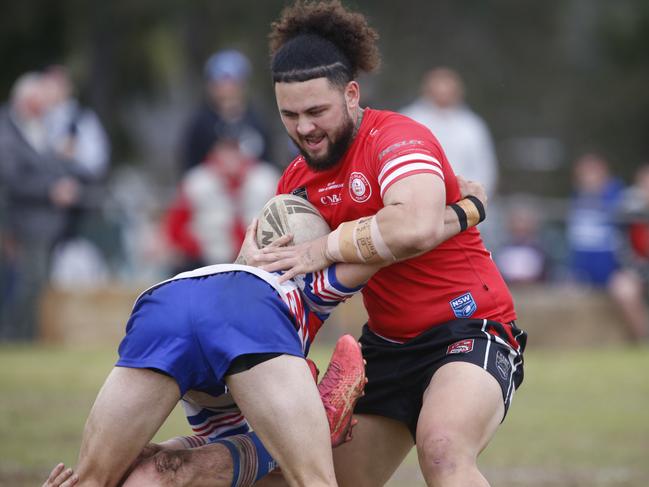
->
xmin=1 ymin=343 xmax=648 ymax=486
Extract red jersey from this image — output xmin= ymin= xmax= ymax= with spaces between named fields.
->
xmin=277 ymin=108 xmax=516 ymax=341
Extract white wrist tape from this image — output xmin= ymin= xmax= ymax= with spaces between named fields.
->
xmin=369 ymin=215 xmax=396 ymax=262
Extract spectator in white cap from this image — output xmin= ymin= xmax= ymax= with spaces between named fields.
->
xmin=179 ymin=49 xmax=274 ymax=174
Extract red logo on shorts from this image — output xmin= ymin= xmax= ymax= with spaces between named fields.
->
xmin=447 ymin=339 xmax=474 ymax=355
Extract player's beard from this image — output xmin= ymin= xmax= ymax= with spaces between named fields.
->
xmin=292 ymin=112 xmax=355 ymax=172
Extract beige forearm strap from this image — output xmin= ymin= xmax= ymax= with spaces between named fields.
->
xmin=326 ymin=215 xmax=396 ymax=263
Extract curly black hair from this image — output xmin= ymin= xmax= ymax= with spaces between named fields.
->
xmin=269 ymin=1 xmax=380 ymax=85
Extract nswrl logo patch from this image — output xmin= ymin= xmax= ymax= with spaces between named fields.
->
xmin=449 ymin=292 xmax=477 ymax=318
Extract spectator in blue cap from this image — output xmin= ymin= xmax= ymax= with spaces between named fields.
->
xmin=179 ymin=49 xmax=273 ymax=175
xmin=204 ymin=49 xmax=251 ymax=81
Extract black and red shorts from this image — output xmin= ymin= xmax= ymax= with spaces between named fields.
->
xmin=354 ymin=318 xmax=527 ymax=440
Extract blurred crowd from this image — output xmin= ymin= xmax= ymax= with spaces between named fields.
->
xmin=0 ymin=66 xmax=110 ymax=341
xmin=1 ymin=52 xmax=648 ymax=344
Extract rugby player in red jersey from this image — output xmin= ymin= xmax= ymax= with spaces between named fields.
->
xmin=44 ymin=0 xmax=518 ymax=484
xmin=248 ymin=2 xmax=527 ymax=486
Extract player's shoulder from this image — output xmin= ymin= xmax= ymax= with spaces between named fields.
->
xmin=363 ymin=108 xmax=441 ymax=163
xmin=367 ymin=107 xmax=427 ymax=127
xmin=278 ymin=154 xmax=311 ymax=191
xmin=287 ymin=154 xmax=308 ymax=173
xmin=365 ymin=108 xmax=436 ymax=141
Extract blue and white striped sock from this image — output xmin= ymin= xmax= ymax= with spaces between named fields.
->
xmin=214 ymin=432 xmax=278 ymax=487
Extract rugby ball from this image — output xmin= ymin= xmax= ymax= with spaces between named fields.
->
xmin=256 ymin=194 xmax=330 ymax=248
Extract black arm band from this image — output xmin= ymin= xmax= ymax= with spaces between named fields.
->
xmin=466 ymin=195 xmax=486 ymax=223
xmin=450 ymin=203 xmax=468 ymax=232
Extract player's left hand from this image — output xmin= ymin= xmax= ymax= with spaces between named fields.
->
xmin=42 ymin=463 xmax=78 ymax=487
xmin=256 ymin=234 xmax=332 ymax=282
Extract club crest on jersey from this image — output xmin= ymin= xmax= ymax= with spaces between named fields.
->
xmin=349 ymin=172 xmax=372 ymax=203
xmin=495 ymin=350 xmax=511 ymax=380
xmin=447 ymin=339 xmax=474 ymax=355
xmin=449 ymin=292 xmax=477 ymax=318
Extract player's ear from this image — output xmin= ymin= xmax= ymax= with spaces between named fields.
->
xmin=344 ymin=81 xmax=360 ymax=110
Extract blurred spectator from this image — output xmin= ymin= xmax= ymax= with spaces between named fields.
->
xmin=41 ymin=65 xmax=111 ymax=182
xmin=613 ymin=163 xmax=649 ymax=342
xmin=401 ymin=67 xmax=499 ymax=197
xmin=40 ymin=66 xmax=112 ymax=287
xmin=619 ymin=164 xmax=649 ymax=262
xmin=49 ymin=237 xmax=110 ymax=290
xmin=179 ymin=49 xmax=273 ymax=175
xmin=108 ymin=166 xmax=170 ymax=285
xmin=0 ymin=72 xmax=84 ymax=341
xmin=566 ymin=153 xmax=647 ymax=343
xmin=495 ymin=201 xmax=549 ymax=284
xmin=164 ymin=133 xmax=278 ymax=273
xmin=566 ymin=153 xmax=624 ymax=285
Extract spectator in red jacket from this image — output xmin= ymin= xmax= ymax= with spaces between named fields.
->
xmin=165 ymin=134 xmax=278 ymax=273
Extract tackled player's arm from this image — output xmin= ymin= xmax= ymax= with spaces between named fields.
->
xmin=330 ymin=262 xmax=384 ymax=289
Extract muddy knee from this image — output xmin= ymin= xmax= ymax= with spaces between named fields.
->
xmin=154 ymin=450 xmax=188 ymax=475
xmin=123 ymin=450 xmax=188 ymax=487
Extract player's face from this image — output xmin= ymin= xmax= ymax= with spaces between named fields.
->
xmin=275 ymin=78 xmax=360 ymax=171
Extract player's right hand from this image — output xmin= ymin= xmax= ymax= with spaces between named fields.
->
xmin=42 ymin=463 xmax=78 ymax=487
xmin=237 ymin=218 xmax=293 ymax=267
xmin=256 ymin=234 xmax=331 ymax=283
xmin=457 ymin=175 xmax=488 ymax=214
